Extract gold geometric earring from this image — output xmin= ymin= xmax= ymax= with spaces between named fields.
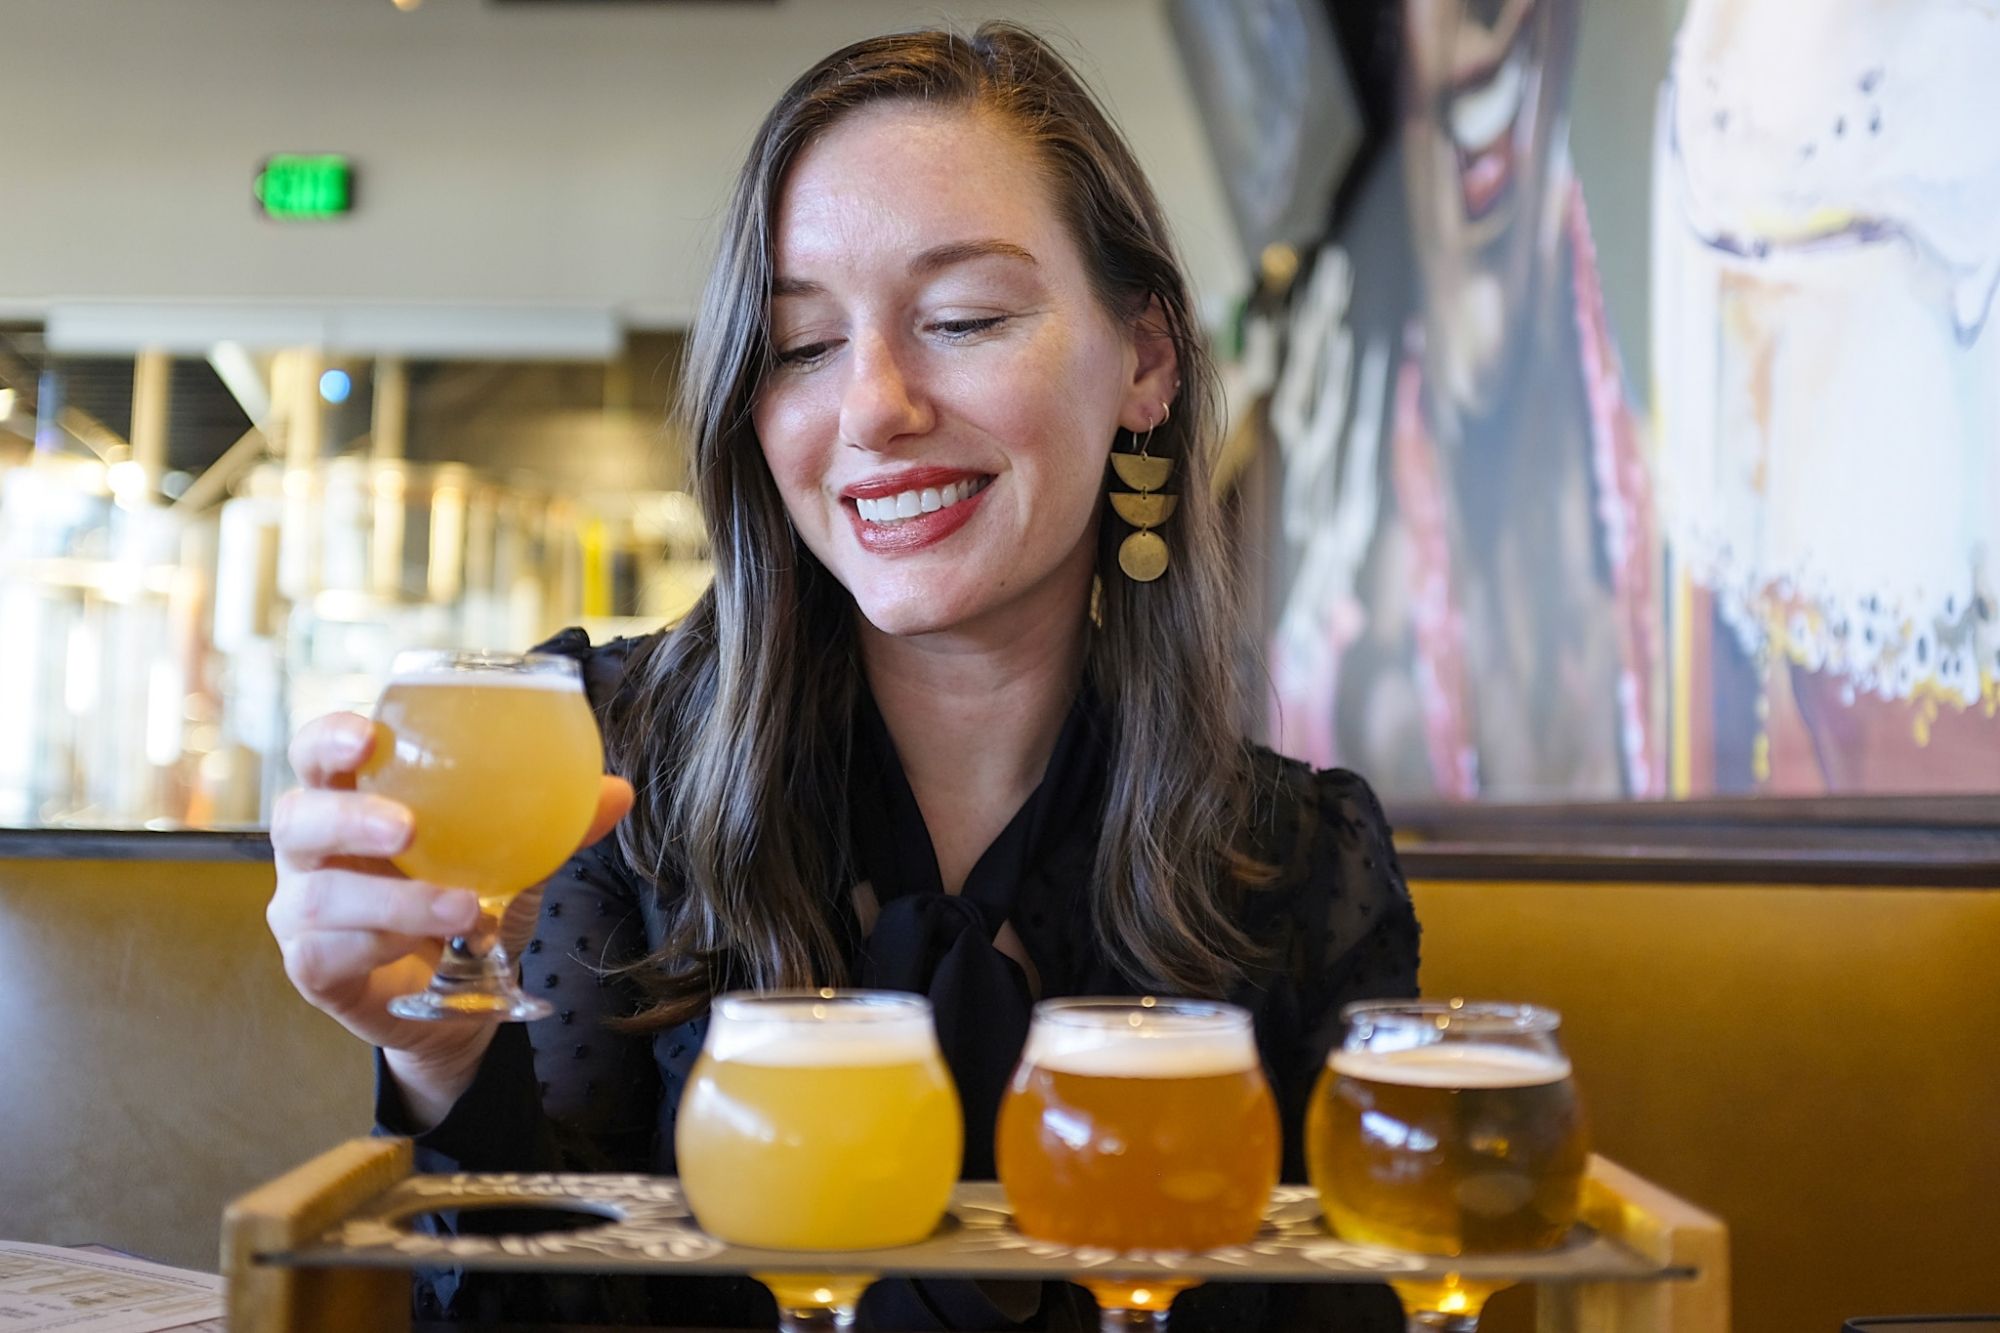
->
xmin=1110 ymin=400 xmax=1177 ymax=582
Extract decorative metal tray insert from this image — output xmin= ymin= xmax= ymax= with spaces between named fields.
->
xmin=271 ymin=1176 xmax=1693 ymax=1286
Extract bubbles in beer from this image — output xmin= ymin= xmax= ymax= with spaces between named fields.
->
xmin=1021 ymin=1014 xmax=1260 ymax=1079
xmin=1309 ymin=1040 xmax=1588 ymax=1257
xmin=1330 ymin=1043 xmax=1573 ymax=1088
xmin=999 ymin=1001 xmax=1280 ymax=1252
xmin=706 ymin=1001 xmax=942 ymax=1067
xmin=386 ymin=668 xmax=582 ymax=692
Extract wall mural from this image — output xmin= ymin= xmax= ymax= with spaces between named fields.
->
xmin=1250 ymin=0 xmax=2000 ymax=800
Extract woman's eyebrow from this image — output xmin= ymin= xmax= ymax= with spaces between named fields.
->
xmin=910 ymin=239 xmax=1039 ymax=275
xmin=770 ymin=240 xmax=1039 ymax=300
xmin=771 ymin=275 xmax=824 ymax=300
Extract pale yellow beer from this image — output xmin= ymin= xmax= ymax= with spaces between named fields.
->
xmin=360 ymin=666 xmax=602 ymax=911
xmin=1309 ymin=1044 xmax=1587 ymax=1253
xmin=996 ymin=999 xmax=1279 ymax=1253
xmin=1307 ymin=1002 xmax=1588 ymax=1323
xmin=676 ymin=992 xmax=962 ymax=1251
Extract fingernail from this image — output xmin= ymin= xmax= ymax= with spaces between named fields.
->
xmin=365 ymin=806 xmax=411 ymax=851
xmin=334 ymin=723 xmax=372 ymax=762
xmin=431 ymin=890 xmax=478 ymax=928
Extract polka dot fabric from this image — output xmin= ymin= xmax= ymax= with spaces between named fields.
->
xmin=375 ymin=628 xmax=1420 ymax=1332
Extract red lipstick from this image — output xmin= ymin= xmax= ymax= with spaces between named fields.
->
xmin=841 ymin=466 xmax=989 ymax=500
xmin=843 ymin=473 xmax=993 ymax=555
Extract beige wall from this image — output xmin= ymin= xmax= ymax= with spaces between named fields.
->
xmin=6 ymin=0 xmax=1242 ymax=333
xmin=4 ymin=856 xmax=1994 ymax=1333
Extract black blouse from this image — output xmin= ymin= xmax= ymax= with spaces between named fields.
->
xmin=377 ymin=629 xmax=1421 ymax=1331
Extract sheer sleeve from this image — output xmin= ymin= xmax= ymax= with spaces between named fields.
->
xmin=1235 ymin=754 xmax=1422 ymax=1188
xmin=1299 ymin=766 xmax=1423 ymax=1054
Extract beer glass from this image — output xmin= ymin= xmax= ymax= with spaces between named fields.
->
xmin=676 ymin=991 xmax=963 ymax=1332
xmin=356 ymin=650 xmax=603 ymax=1022
xmin=996 ymin=997 xmax=1280 ymax=1331
xmin=1306 ymin=1000 xmax=1589 ymax=1332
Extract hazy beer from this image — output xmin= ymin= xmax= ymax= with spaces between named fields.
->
xmin=361 ymin=661 xmax=602 ymax=912
xmin=359 ymin=650 xmax=604 ymax=1022
xmin=996 ymin=999 xmax=1279 ymax=1253
xmin=676 ymin=992 xmax=962 ymax=1251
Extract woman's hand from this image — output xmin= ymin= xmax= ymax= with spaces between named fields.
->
xmin=266 ymin=711 xmax=634 ymax=1124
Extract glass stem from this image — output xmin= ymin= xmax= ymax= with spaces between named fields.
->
xmin=1100 ymin=1309 xmax=1170 ymax=1332
xmin=1406 ymin=1315 xmax=1479 ymax=1333
xmin=431 ymin=929 xmax=506 ymax=986
xmin=776 ymin=1308 xmax=856 ymax=1332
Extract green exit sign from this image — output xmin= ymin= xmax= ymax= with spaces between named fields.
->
xmin=254 ymin=154 xmax=354 ymax=220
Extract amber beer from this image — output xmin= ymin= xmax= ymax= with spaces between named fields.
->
xmin=360 ymin=659 xmax=602 ymax=912
xmin=996 ymin=999 xmax=1279 ymax=1253
xmin=676 ymin=992 xmax=962 ymax=1252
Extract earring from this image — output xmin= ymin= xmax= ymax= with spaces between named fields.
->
xmin=1110 ymin=401 xmax=1176 ymax=582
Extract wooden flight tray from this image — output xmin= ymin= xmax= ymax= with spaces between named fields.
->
xmin=268 ymin=1170 xmax=1686 ymax=1288
xmin=225 ymin=1140 xmax=1729 ymax=1332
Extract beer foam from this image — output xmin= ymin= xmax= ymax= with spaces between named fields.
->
xmin=1330 ymin=1043 xmax=1572 ymax=1089
xmin=1023 ymin=1024 xmax=1259 ymax=1079
xmin=386 ymin=670 xmax=581 ymax=692
xmin=706 ymin=1006 xmax=939 ymax=1068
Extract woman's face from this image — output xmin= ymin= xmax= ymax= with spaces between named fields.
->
xmin=751 ymin=104 xmax=1172 ymax=642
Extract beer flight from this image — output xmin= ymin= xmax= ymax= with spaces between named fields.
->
xmin=358 ymin=653 xmax=1589 ymax=1332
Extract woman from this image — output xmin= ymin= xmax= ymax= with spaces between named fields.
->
xmin=267 ymin=24 xmax=1418 ymax=1331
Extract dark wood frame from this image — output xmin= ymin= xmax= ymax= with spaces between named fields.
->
xmin=5 ymin=798 xmax=1997 ymax=885
xmin=1387 ymin=795 xmax=2000 ymax=886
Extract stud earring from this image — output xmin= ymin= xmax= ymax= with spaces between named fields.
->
xmin=1110 ymin=401 xmax=1176 ymax=582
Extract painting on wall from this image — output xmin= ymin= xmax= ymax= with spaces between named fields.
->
xmin=1247 ymin=0 xmax=2000 ymax=800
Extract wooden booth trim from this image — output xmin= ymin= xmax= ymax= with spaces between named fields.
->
xmin=1391 ymin=794 xmax=2000 ymax=886
xmin=7 ymin=794 xmax=1999 ymax=885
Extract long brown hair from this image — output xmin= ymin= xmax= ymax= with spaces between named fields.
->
xmin=604 ymin=23 xmax=1259 ymax=1027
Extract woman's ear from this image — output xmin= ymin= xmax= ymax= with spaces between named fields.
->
xmin=1119 ymin=295 xmax=1181 ymax=434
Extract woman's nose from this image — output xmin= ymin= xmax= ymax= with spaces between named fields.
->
xmin=838 ymin=331 xmax=933 ymax=451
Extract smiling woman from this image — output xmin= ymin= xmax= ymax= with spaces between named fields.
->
xmin=631 ymin=24 xmax=1281 ymax=1037
xmin=754 ymin=105 xmax=1148 ymax=641
xmin=262 ymin=21 xmax=1420 ymax=1333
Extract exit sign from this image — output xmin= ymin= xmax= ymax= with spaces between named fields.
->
xmin=254 ymin=154 xmax=354 ymax=220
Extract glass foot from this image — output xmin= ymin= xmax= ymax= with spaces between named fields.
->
xmin=1394 ymin=1274 xmax=1494 ymax=1333
xmin=1085 ymin=1277 xmax=1191 ymax=1331
xmin=756 ymin=1273 xmax=868 ymax=1333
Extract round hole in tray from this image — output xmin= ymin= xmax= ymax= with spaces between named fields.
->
xmin=398 ymin=1200 xmax=618 ymax=1239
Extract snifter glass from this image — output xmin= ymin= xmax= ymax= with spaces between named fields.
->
xmin=676 ymin=990 xmax=963 ymax=1332
xmin=357 ymin=650 xmax=604 ymax=1022
xmin=1306 ymin=1000 xmax=1590 ymax=1332
xmin=996 ymin=997 xmax=1281 ymax=1332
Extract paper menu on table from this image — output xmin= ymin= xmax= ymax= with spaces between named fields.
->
xmin=0 ymin=1242 xmax=221 ymax=1333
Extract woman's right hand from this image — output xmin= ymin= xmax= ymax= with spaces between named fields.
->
xmin=266 ymin=711 xmax=632 ymax=1125
xmin=267 ymin=711 xmax=494 ymax=1111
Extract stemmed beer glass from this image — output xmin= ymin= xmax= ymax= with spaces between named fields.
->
xmin=357 ymin=650 xmax=604 ymax=1021
xmin=1306 ymin=1000 xmax=1590 ymax=1331
xmin=676 ymin=991 xmax=963 ymax=1331
xmin=996 ymin=998 xmax=1280 ymax=1331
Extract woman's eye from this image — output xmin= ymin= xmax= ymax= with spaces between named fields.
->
xmin=776 ymin=340 xmax=836 ymax=367
xmin=932 ymin=315 xmax=1009 ymax=340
